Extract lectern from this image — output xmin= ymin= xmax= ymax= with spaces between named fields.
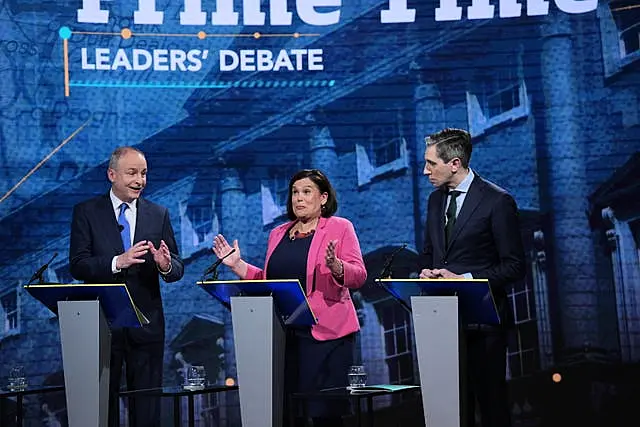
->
xmin=198 ymin=279 xmax=316 ymax=427
xmin=25 ymin=283 xmax=148 ymax=427
xmin=378 ymin=278 xmax=499 ymax=427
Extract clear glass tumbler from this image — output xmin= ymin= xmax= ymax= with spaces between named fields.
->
xmin=347 ymin=365 xmax=367 ymax=390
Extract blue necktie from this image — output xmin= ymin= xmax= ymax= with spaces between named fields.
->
xmin=118 ymin=203 xmax=131 ymax=251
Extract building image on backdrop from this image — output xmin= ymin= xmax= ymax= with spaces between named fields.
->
xmin=0 ymin=1 xmax=639 ymax=425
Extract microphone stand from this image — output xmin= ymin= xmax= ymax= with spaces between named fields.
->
xmin=202 ymin=249 xmax=236 ymax=282
xmin=374 ymin=244 xmax=412 ymax=313
xmin=27 ymin=253 xmax=58 ymax=285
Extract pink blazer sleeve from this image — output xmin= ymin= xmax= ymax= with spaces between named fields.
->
xmin=334 ymin=220 xmax=367 ymax=289
xmin=244 ymin=263 xmax=264 ymax=280
xmin=242 ymin=218 xmax=366 ymax=290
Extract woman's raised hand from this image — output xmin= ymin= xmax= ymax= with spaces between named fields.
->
xmin=212 ymin=234 xmax=242 ymax=268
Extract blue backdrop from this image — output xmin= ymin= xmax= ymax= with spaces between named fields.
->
xmin=1 ymin=1 xmax=639 ymax=425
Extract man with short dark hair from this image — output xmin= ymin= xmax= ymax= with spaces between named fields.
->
xmin=420 ymin=128 xmax=526 ymax=427
xmin=69 ymin=146 xmax=184 ymax=427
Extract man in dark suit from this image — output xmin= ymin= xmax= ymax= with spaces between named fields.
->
xmin=420 ymin=128 xmax=525 ymax=427
xmin=69 ymin=146 xmax=184 ymax=427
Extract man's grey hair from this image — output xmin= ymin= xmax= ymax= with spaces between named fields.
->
xmin=108 ymin=146 xmax=145 ymax=170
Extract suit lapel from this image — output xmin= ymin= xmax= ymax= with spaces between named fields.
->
xmin=434 ymin=189 xmax=447 ymax=253
xmin=306 ymin=217 xmax=328 ymax=294
xmin=98 ymin=193 xmax=126 ymax=255
xmin=134 ymin=198 xmax=150 ymax=244
xmin=446 ymin=176 xmax=485 ymax=251
xmin=264 ymin=222 xmax=290 ymax=276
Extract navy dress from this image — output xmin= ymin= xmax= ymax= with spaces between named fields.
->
xmin=267 ymin=229 xmax=353 ymax=426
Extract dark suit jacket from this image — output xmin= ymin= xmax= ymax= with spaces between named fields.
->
xmin=69 ymin=193 xmax=184 ymax=344
xmin=421 ymin=174 xmax=526 ymax=323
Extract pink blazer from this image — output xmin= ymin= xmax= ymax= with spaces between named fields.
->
xmin=244 ymin=216 xmax=367 ymax=341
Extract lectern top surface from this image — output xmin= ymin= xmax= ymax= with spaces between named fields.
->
xmin=377 ymin=278 xmax=500 ymax=325
xmin=24 ymin=283 xmax=148 ymax=327
xmin=197 ymin=279 xmax=317 ymax=326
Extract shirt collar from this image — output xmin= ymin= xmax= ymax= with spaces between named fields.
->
xmin=109 ymin=189 xmax=137 ymax=212
xmin=452 ymin=168 xmax=474 ymax=194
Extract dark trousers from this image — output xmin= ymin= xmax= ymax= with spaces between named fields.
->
xmin=285 ymin=329 xmax=354 ymax=427
xmin=109 ymin=330 xmax=163 ymax=427
xmin=463 ymin=329 xmax=510 ymax=427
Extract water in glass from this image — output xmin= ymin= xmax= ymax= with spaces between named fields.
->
xmin=186 ymin=365 xmax=206 ymax=389
xmin=8 ymin=366 xmax=27 ymax=391
xmin=348 ymin=365 xmax=367 ymax=390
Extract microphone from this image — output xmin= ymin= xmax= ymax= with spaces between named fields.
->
xmin=204 ymin=248 xmax=236 ymax=278
xmin=28 ymin=252 xmax=58 ymax=284
xmin=118 ymin=224 xmax=124 ymax=232
xmin=378 ymin=244 xmax=407 ymax=280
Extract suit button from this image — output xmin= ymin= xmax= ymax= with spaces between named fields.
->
xmin=442 ymin=259 xmax=448 ymax=265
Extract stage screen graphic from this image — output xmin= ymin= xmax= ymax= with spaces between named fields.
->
xmin=1 ymin=0 xmax=639 ymax=425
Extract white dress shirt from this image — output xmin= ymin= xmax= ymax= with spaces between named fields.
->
xmin=110 ymin=189 xmax=137 ymax=273
xmin=445 ymin=169 xmax=475 ymax=279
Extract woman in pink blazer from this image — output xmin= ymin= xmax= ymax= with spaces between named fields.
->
xmin=212 ymin=169 xmax=367 ymax=427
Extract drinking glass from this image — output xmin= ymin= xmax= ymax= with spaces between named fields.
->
xmin=347 ymin=365 xmax=367 ymax=390
xmin=185 ymin=365 xmax=206 ymax=389
xmin=8 ymin=365 xmax=27 ymax=391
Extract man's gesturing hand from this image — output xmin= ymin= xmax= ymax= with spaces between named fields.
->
xmin=116 ymin=240 xmax=149 ymax=270
xmin=149 ymin=240 xmax=171 ymax=272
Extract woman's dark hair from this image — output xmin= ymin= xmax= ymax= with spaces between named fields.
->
xmin=286 ymin=169 xmax=338 ymax=220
